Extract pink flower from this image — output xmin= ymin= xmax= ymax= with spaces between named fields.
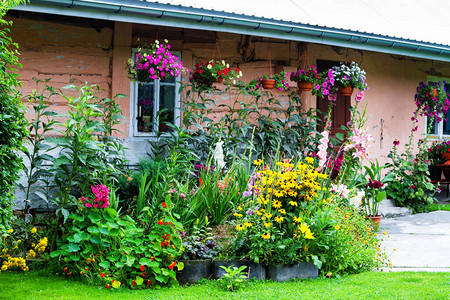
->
xmin=355 ymin=92 xmax=364 ymax=102
xmin=393 ymin=140 xmax=400 ymax=146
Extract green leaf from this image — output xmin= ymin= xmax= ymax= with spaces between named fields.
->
xmin=50 ymin=250 xmax=60 ymax=258
xmin=69 ymin=255 xmax=80 ymax=262
xmin=135 ymin=276 xmax=144 ymax=286
xmin=99 ymin=261 xmax=110 ymax=269
xmin=177 ymin=261 xmax=184 ymax=271
xmin=90 ymin=236 xmax=101 ymax=244
xmin=115 ymin=261 xmax=125 ymax=268
xmin=109 ymin=228 xmax=120 ymax=236
xmin=155 ymin=274 xmax=165 ymax=283
xmin=312 ymin=255 xmax=322 ymax=269
xmin=335 ymin=132 xmax=344 ymax=141
xmin=126 ymin=256 xmax=136 ymax=267
xmin=68 ymin=244 xmax=80 ymax=252
xmin=87 ymin=226 xmax=100 ymax=234
xmin=73 ymin=232 xmax=90 ymax=243
xmin=53 ymin=156 xmax=70 ymax=167
xmin=99 ymin=227 xmax=109 ymax=235
xmin=88 ymin=212 xmax=101 ymax=224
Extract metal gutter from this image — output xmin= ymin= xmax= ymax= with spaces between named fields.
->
xmin=14 ymin=0 xmax=450 ymax=62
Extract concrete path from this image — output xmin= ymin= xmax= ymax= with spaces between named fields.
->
xmin=379 ymin=211 xmax=450 ymax=272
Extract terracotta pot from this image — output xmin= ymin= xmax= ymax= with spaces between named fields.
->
xmin=297 ymin=80 xmax=313 ymax=91
xmin=431 ymin=88 xmax=438 ymax=98
xmin=261 ymin=79 xmax=276 ymax=89
xmin=367 ymin=215 xmax=382 ymax=230
xmin=443 ymin=152 xmax=450 ymax=161
xmin=339 ymin=85 xmax=354 ymax=96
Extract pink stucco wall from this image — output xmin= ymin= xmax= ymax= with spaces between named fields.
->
xmin=7 ymin=13 xmax=450 ymax=164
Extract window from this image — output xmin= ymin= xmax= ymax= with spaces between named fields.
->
xmin=129 ymin=50 xmax=181 ymax=137
xmin=426 ymin=78 xmax=450 ymax=139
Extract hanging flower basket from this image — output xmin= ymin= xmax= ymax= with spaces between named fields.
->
xmin=339 ymin=85 xmax=354 ymax=96
xmin=415 ymin=82 xmax=450 ymax=121
xmin=261 ymin=78 xmax=276 ymax=89
xmin=297 ymin=81 xmax=313 ymax=91
xmin=190 ymin=60 xmax=242 ymax=90
xmin=127 ymin=39 xmax=187 ymax=82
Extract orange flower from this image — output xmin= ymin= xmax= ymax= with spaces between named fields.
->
xmin=157 ymin=220 xmax=164 ymax=225
xmin=168 ymin=261 xmax=177 ymax=270
xmin=199 ymin=178 xmax=204 ymax=186
xmin=100 ymin=272 xmax=106 ymax=278
xmin=161 ymin=241 xmax=164 ymax=247
xmin=151 ymin=256 xmax=155 ymax=261
xmin=162 ymin=202 xmax=167 ymax=208
xmin=132 ymin=280 xmax=136 ymax=286
xmin=140 ymin=265 xmax=145 ymax=272
xmin=106 ymin=284 xmax=110 ymax=289
xmin=63 ymin=267 xmax=68 ymax=273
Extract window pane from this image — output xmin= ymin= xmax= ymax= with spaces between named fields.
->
xmin=159 ymin=85 xmax=176 ymax=132
xmin=427 ymin=117 xmax=437 ymax=135
xmin=160 ymin=75 xmax=175 ymax=84
xmin=137 ymin=83 xmax=155 ymax=133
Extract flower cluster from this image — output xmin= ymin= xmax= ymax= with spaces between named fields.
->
xmin=343 ymin=128 xmax=374 ymax=160
xmin=127 ymin=39 xmax=188 ymax=82
xmin=290 ymin=65 xmax=320 ymax=83
xmin=1 ymin=256 xmax=28 ymax=272
xmin=331 ymin=61 xmax=368 ymax=91
xmin=33 ymin=237 xmax=48 ymax=253
xmin=414 ymin=81 xmax=450 ymax=121
xmin=190 ymin=60 xmax=242 ymax=90
xmin=232 ymin=158 xmax=327 ymax=263
xmin=425 ymin=139 xmax=450 ymax=165
xmin=261 ymin=70 xmax=290 ymax=91
xmin=313 ymin=69 xmax=336 ymax=99
xmin=80 ymin=185 xmax=111 ymax=209
xmin=317 ymin=130 xmax=330 ymax=169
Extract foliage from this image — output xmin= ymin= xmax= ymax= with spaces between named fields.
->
xmin=219 ymin=265 xmax=247 ymax=292
xmin=423 ymin=139 xmax=450 ymax=165
xmin=180 ymin=221 xmax=222 ymax=260
xmin=230 ymin=158 xmax=329 ymax=265
xmin=51 ymin=189 xmax=183 ymax=289
xmin=127 ymin=39 xmax=187 ymax=82
xmin=190 ymin=60 xmax=242 ymax=90
xmin=385 ymin=141 xmax=438 ymax=213
xmin=0 ymin=0 xmax=28 ymax=236
xmin=355 ymin=161 xmax=394 ymax=217
xmin=414 ymin=81 xmax=450 ymax=121
xmin=18 ymin=78 xmax=58 ymax=214
xmin=331 ymin=61 xmax=368 ymax=91
xmin=1 ymin=223 xmax=48 ymax=273
xmin=290 ymin=65 xmax=320 ymax=83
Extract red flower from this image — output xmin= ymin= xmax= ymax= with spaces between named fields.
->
xmin=161 ymin=241 xmax=165 ymax=247
xmin=199 ymin=70 xmax=203 ymax=74
xmin=100 ymin=272 xmax=106 ymax=278
xmin=162 ymin=202 xmax=167 ymax=208
xmin=140 ymin=265 xmax=145 ymax=272
xmin=151 ymin=256 xmax=155 ymax=261
xmin=236 ymin=68 xmax=239 ymax=72
xmin=168 ymin=261 xmax=177 ymax=270
xmin=217 ymin=71 xmax=222 ymax=75
xmin=199 ymin=178 xmax=204 ymax=186
xmin=157 ymin=220 xmax=164 ymax=225
xmin=63 ymin=267 xmax=68 ymax=273
xmin=132 ymin=280 xmax=136 ymax=286
xmin=165 ymin=240 xmax=170 ymax=246
xmin=85 ymin=268 xmax=89 ymax=271
xmin=66 ymin=272 xmax=72 ymax=276
xmin=147 ymin=280 xmax=152 ymax=285
xmin=106 ymin=284 xmax=110 ymax=289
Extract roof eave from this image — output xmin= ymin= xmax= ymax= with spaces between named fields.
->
xmin=14 ymin=0 xmax=450 ymax=62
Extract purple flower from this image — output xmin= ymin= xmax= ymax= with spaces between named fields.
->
xmin=246 ymin=209 xmax=254 ymax=216
xmin=393 ymin=140 xmax=400 ymax=146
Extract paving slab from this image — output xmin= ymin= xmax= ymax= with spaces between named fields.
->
xmin=379 ymin=211 xmax=450 ymax=271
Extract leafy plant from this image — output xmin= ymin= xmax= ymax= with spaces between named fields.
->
xmin=290 ymin=65 xmax=320 ymax=83
xmin=219 ymin=265 xmax=247 ymax=292
xmin=331 ymin=61 xmax=368 ymax=91
xmin=415 ymin=81 xmax=450 ymax=121
xmin=190 ymin=60 xmax=242 ymax=90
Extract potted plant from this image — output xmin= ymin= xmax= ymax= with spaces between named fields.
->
xmin=127 ymin=39 xmax=188 ymax=82
xmin=331 ymin=61 xmax=368 ymax=96
xmin=190 ymin=60 xmax=242 ymax=90
xmin=425 ymin=140 xmax=450 ymax=180
xmin=357 ymin=161 xmax=394 ymax=229
xmin=176 ymin=224 xmax=222 ymax=284
xmin=290 ymin=65 xmax=320 ymax=92
xmin=415 ymin=81 xmax=450 ymax=121
xmin=260 ymin=70 xmax=290 ymax=91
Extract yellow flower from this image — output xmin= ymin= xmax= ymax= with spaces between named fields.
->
xmin=237 ymin=206 xmax=243 ymax=211
xmin=278 ymin=209 xmax=286 ymax=214
xmin=264 ymin=213 xmax=272 ymax=219
xmin=261 ymin=233 xmax=271 ymax=240
xmin=274 ymin=216 xmax=284 ymax=223
xmin=244 ymin=222 xmax=253 ymax=228
xmin=1 ymin=265 xmax=7 ymax=271
xmin=289 ymin=201 xmax=298 ymax=207
xmin=304 ymin=230 xmax=314 ymax=239
xmin=383 ymin=231 xmax=387 ymax=235
xmin=7 ymin=229 xmax=13 ymax=234
xmin=236 ymin=224 xmax=245 ymax=231
xmin=293 ymin=216 xmax=302 ymax=223
xmin=334 ymin=225 xmax=341 ymax=230
xmin=272 ymin=200 xmax=282 ymax=209
xmin=305 ymin=157 xmax=314 ymax=164
xmin=299 ymin=223 xmax=309 ymax=234
xmin=264 ymin=222 xmax=272 ymax=228
xmin=253 ymin=159 xmax=263 ymax=166
xmin=233 ymin=213 xmax=243 ymax=218
xmin=31 ymin=228 xmax=37 ymax=234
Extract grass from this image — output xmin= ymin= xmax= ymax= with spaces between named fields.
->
xmin=428 ymin=202 xmax=450 ymax=212
xmin=1 ymin=270 xmax=450 ymax=299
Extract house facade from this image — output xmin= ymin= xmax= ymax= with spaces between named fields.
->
xmin=8 ymin=0 xmax=450 ymax=166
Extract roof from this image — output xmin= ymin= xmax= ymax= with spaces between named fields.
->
xmin=14 ymin=0 xmax=450 ymax=62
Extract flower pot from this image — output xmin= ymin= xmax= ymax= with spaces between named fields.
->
xmin=261 ymin=79 xmax=276 ymax=90
xmin=431 ymin=88 xmax=438 ymax=98
xmin=212 ymin=260 xmax=266 ymax=280
xmin=366 ymin=215 xmax=382 ymax=230
xmin=443 ymin=152 xmax=450 ymax=165
xmin=176 ymin=259 xmax=212 ymax=284
xmin=297 ymin=80 xmax=313 ymax=91
xmin=267 ymin=262 xmax=318 ymax=282
xmin=338 ymin=85 xmax=354 ymax=96
xmin=215 ymin=77 xmax=224 ymax=83
xmin=428 ymin=165 xmax=443 ymax=181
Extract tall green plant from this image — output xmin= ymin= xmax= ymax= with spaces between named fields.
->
xmin=0 ymin=0 xmax=28 ymax=237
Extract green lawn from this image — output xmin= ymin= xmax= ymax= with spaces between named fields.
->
xmin=1 ymin=270 xmax=450 ymax=299
xmin=428 ymin=202 xmax=450 ymax=212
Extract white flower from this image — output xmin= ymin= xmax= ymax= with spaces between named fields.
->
xmin=164 ymin=39 xmax=168 ymax=43
xmin=239 ymin=71 xmax=243 ymax=77
xmin=349 ymin=190 xmax=365 ymax=208
xmin=155 ymin=40 xmax=159 ymax=44
xmin=226 ymin=64 xmax=230 ymax=68
xmin=207 ymin=64 xmax=212 ymax=69
xmin=213 ymin=140 xmax=225 ymax=170
xmin=222 ymin=60 xmax=225 ymax=65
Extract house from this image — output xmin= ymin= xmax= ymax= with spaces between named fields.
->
xmin=8 ymin=0 xmax=450 ymax=166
